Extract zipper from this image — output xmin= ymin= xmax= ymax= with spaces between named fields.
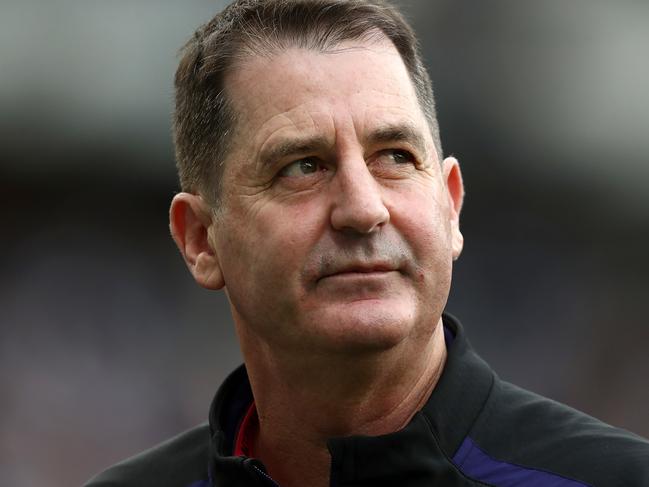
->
xmin=243 ymin=458 xmax=282 ymax=487
xmin=252 ymin=464 xmax=282 ymax=487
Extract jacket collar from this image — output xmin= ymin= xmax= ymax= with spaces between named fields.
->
xmin=207 ymin=313 xmax=495 ymax=486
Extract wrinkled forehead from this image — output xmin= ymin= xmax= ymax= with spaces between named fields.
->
xmin=222 ymin=37 xmax=429 ymax=149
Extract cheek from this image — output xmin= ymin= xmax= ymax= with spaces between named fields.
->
xmin=221 ymin=201 xmax=329 ymax=333
xmin=222 ymin=200 xmax=325 ymax=289
xmin=390 ymin=184 xmax=454 ymax=256
xmin=257 ymin=200 xmax=325 ymax=253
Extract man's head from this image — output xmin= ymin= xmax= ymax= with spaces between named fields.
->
xmin=169 ymin=0 xmax=464 ymax=359
xmin=173 ymin=0 xmax=442 ymax=206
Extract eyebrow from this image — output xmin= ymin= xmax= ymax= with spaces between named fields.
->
xmin=365 ymin=123 xmax=429 ymax=158
xmin=259 ymin=136 xmax=331 ymax=168
xmin=258 ymin=122 xmax=429 ymax=167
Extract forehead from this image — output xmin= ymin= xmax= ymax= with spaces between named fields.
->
xmin=223 ymin=38 xmax=431 ymax=157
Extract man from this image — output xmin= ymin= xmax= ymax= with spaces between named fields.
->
xmin=85 ymin=1 xmax=649 ymax=486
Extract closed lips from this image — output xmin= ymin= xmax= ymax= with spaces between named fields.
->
xmin=319 ymin=264 xmax=398 ymax=280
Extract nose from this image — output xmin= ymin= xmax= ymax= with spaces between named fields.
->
xmin=329 ymin=157 xmax=390 ymax=234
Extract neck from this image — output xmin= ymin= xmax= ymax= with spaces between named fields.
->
xmin=238 ymin=319 xmax=447 ymax=487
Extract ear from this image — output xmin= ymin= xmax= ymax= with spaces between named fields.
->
xmin=169 ymin=193 xmax=224 ymax=290
xmin=442 ymin=157 xmax=465 ymax=260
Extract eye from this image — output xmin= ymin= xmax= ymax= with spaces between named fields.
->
xmin=384 ymin=149 xmax=416 ymax=165
xmin=278 ymin=158 xmax=326 ymax=177
xmin=368 ymin=148 xmax=421 ymax=179
xmin=372 ymin=149 xmax=417 ymax=168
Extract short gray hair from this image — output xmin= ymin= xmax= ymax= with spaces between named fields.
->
xmin=173 ymin=0 xmax=441 ymax=204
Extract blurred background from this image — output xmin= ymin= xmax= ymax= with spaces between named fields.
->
xmin=1 ymin=1 xmax=647 ymax=485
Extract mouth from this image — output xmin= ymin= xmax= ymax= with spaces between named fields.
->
xmin=317 ymin=263 xmax=399 ymax=282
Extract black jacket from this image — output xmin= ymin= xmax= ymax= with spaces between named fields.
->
xmin=84 ymin=314 xmax=649 ymax=486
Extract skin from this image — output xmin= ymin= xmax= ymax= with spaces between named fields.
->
xmin=170 ymin=37 xmax=464 ymax=487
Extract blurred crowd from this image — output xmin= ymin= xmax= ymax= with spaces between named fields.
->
xmin=1 ymin=1 xmax=647 ymax=486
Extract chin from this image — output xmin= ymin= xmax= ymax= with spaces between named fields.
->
xmin=306 ymin=301 xmax=419 ymax=354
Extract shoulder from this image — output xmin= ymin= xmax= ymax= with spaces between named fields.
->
xmin=471 ymin=378 xmax=649 ymax=486
xmin=83 ymin=423 xmax=211 ymax=487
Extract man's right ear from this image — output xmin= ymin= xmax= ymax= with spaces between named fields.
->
xmin=169 ymin=193 xmax=224 ymax=290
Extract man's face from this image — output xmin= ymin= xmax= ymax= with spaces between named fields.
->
xmin=210 ymin=38 xmax=463 ymax=355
